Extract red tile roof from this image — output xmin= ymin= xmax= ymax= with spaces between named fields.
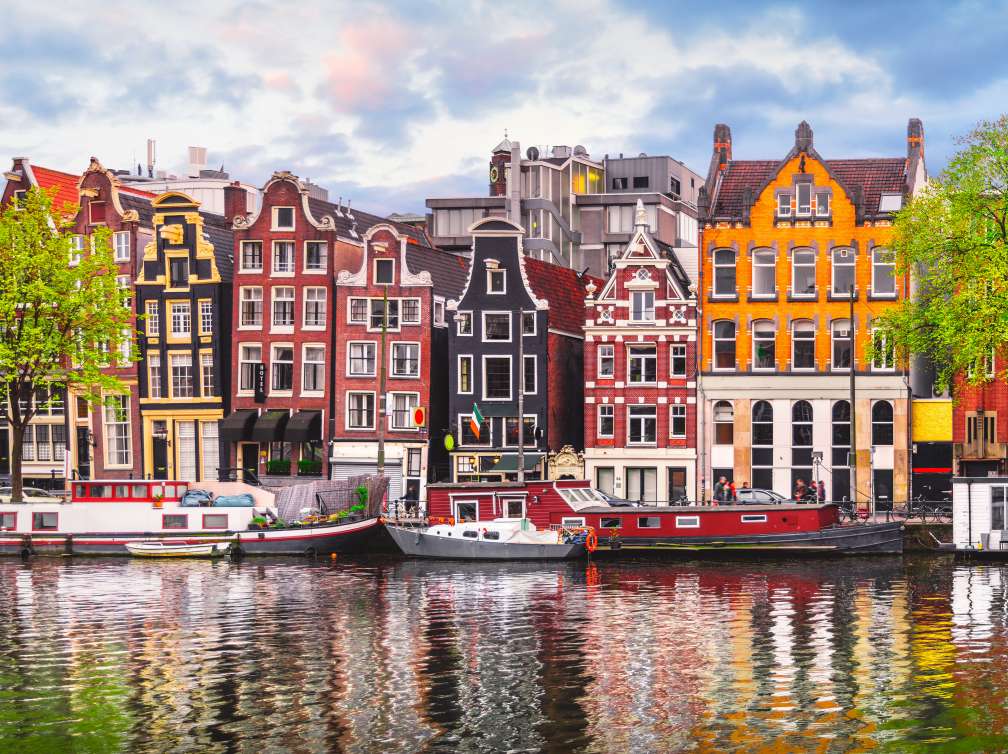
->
xmin=523 ymin=256 xmax=604 ymax=335
xmin=712 ymin=157 xmax=907 ymax=219
xmin=30 ymin=164 xmax=156 ymax=216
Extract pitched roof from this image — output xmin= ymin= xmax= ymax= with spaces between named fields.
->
xmin=711 ymin=157 xmax=907 ymax=218
xmin=30 ymin=166 xmax=80 ymax=212
xmin=404 ymin=244 xmax=470 ymax=300
xmin=523 ymin=257 xmax=604 ymax=335
xmin=306 ymin=196 xmax=434 ymax=248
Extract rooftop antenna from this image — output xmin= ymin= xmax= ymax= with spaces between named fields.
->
xmin=337 ymin=196 xmax=343 ymax=215
xmin=146 ymin=138 xmax=156 ymax=178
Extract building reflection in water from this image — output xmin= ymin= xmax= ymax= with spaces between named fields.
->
xmin=3 ymin=557 xmax=1008 ymax=752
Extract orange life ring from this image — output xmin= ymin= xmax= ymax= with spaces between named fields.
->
xmin=586 ymin=531 xmax=598 ymax=553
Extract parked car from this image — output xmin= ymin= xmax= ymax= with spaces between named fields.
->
xmin=0 ymin=486 xmax=64 ymax=504
xmin=735 ymin=488 xmax=789 ymax=505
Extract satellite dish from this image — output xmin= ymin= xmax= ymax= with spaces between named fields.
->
xmin=526 ymin=146 xmax=540 ymax=161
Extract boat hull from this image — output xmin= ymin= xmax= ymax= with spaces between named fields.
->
xmin=386 ymin=525 xmax=586 ymax=560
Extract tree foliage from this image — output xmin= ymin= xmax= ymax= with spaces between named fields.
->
xmin=873 ymin=116 xmax=1008 ymax=394
xmin=0 ymin=188 xmax=134 ymax=500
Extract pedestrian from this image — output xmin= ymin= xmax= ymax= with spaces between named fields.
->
xmin=817 ymin=480 xmax=826 ymax=503
xmin=728 ymin=480 xmax=738 ymax=502
xmin=713 ymin=475 xmax=729 ymax=505
xmin=794 ymin=478 xmax=807 ymax=503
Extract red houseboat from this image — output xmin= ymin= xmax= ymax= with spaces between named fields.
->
xmin=425 ymin=480 xmax=903 ymax=554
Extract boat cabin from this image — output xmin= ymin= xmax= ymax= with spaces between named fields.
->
xmin=951 ymin=476 xmax=1008 ymax=551
xmin=72 ymin=479 xmax=190 ymax=503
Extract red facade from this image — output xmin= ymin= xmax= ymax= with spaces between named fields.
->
xmin=953 ymin=372 xmax=1008 ymax=476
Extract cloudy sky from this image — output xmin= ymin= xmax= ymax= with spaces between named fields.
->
xmin=1 ymin=1 xmax=1001 ymax=215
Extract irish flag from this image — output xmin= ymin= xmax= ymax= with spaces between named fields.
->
xmin=469 ymin=403 xmax=484 ymax=439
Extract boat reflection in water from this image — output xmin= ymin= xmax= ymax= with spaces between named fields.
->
xmin=2 ymin=556 xmax=1008 ymax=752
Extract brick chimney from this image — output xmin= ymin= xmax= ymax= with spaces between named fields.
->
xmin=907 ymin=117 xmax=924 ymax=160
xmin=713 ymin=123 xmax=732 ymax=169
xmin=223 ymin=181 xmax=247 ymax=225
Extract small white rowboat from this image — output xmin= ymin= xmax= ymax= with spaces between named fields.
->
xmin=125 ymin=541 xmax=229 ymax=558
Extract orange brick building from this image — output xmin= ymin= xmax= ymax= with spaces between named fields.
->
xmin=698 ymin=120 xmax=927 ymax=505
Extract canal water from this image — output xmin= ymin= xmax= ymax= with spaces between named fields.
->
xmin=1 ymin=556 xmax=1007 ymax=754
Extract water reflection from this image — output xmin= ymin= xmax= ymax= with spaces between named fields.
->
xmin=2 ymin=556 xmax=1008 ymax=752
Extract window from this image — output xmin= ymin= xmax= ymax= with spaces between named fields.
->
xmin=434 ymin=299 xmax=445 ymax=326
xmin=612 ymin=177 xmax=628 ymax=190
xmin=792 ymin=320 xmax=815 ymax=370
xmin=401 ymin=299 xmax=420 ymax=324
xmin=22 ymin=426 xmax=33 ymax=460
xmin=670 ymin=404 xmax=686 ymax=438
xmin=796 ymin=182 xmax=812 ymax=216
xmin=484 ymin=356 xmax=511 ymax=399
xmin=872 ymin=401 xmax=893 ymax=446
xmin=777 ymin=193 xmax=792 ymax=217
xmin=628 ymin=405 xmax=657 ymax=445
xmin=456 ymin=311 xmax=473 ymax=335
xmin=113 ymin=231 xmax=130 ymax=262
xmin=630 ymin=291 xmax=655 ymax=321
xmin=272 ymin=206 xmax=295 ymax=230
xmin=816 ymin=191 xmax=830 ymax=216
xmin=670 ymin=344 xmax=687 ymax=377
xmin=169 ymin=257 xmax=189 ymax=288
xmin=458 ymin=356 xmax=473 ymax=393
xmin=240 ymin=287 xmax=263 ymax=327
xmin=752 ymin=320 xmax=776 ymax=370
xmin=391 ymin=393 xmax=419 ymax=429
xmin=272 ymin=241 xmax=295 ymax=273
xmin=145 ymin=300 xmax=160 ymax=336
xmin=751 ymin=400 xmax=774 ymax=490
xmin=303 ymin=288 xmax=326 ymax=328
xmin=305 ymin=241 xmax=327 ymax=271
xmin=202 ymin=514 xmax=228 ymax=529
xmin=879 ymin=193 xmax=903 ymax=212
xmin=670 ymin=177 xmax=681 ymax=196
xmin=148 ymin=353 xmax=162 ymax=398
xmin=0 ymin=512 xmax=15 ymax=530
xmin=370 ymin=299 xmax=399 ymax=330
xmin=347 ymin=392 xmax=375 ymax=429
xmin=459 ymin=414 xmax=490 ymax=446
xmin=872 ymin=329 xmax=894 ymax=371
xmin=598 ymin=344 xmax=615 ymax=378
xmin=103 ymin=396 xmax=131 ymax=466
xmin=70 ymin=234 xmax=84 ymax=265
xmin=89 ymin=200 xmax=106 ymax=224
xmin=271 ymin=346 xmax=294 ymax=391
xmin=33 ymin=512 xmax=59 ymax=531
xmin=714 ymin=401 xmax=733 ymax=445
xmin=521 ymin=311 xmax=536 ymax=335
xmin=201 ymin=352 xmax=215 ymax=397
xmin=170 ymin=353 xmax=193 ymax=397
xmin=752 ymin=250 xmax=776 ymax=296
xmin=713 ymin=249 xmax=736 ymax=296
xmin=639 ymin=516 xmax=661 ymax=528
xmin=597 ymin=469 xmax=616 ymax=497
xmin=488 ymin=268 xmax=506 ymax=293
xmin=628 ymin=344 xmax=657 ymax=383
xmin=832 ymin=319 xmax=852 ymax=370
xmin=792 ymin=249 xmax=816 ymax=296
xmin=35 ymin=425 xmax=50 ymax=461
xmin=170 ymin=302 xmax=191 ymax=337
xmin=348 ymin=342 xmax=376 ymax=376
xmin=240 ymin=241 xmax=263 ymax=271
xmin=598 ymin=405 xmax=614 ymax=437
xmin=872 ymin=248 xmax=896 ymax=296
xmin=632 ymin=176 xmax=649 ymax=189
xmin=523 ymin=354 xmax=536 ymax=394
xmin=831 ymin=248 xmax=855 ymax=296
xmin=348 ymin=298 xmax=368 ymax=324
xmin=673 ymin=516 xmax=699 ymax=528
xmin=374 ymin=258 xmax=395 ymax=284
xmin=995 ymin=486 xmax=1007 ymax=531
xmin=791 ymin=400 xmax=813 ymax=488
xmin=832 ymin=400 xmax=852 ymax=469
xmin=296 ymin=345 xmax=324 ymax=393
xmin=483 ymin=312 xmax=510 ymax=341
xmin=239 ymin=345 xmax=261 ymax=392
xmin=272 ymin=287 xmax=295 ymax=328
xmin=713 ymin=321 xmax=736 ymax=370
xmin=505 ymin=417 xmax=536 ymax=446
xmin=392 ymin=343 xmax=420 ymax=377
xmin=742 ymin=514 xmax=768 ymax=523
xmin=199 ymin=300 xmax=213 ymax=335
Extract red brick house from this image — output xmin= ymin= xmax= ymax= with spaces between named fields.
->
xmin=331 ymin=223 xmax=468 ymax=500
xmin=954 ymin=370 xmax=1008 ymax=477
xmin=583 ymin=201 xmax=699 ymax=502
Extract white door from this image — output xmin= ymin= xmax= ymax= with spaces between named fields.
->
xmin=177 ymin=421 xmax=197 ymax=482
xmin=201 ymin=421 xmax=219 ymax=482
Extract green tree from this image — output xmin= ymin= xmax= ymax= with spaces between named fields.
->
xmin=873 ymin=116 xmax=1008 ymax=394
xmin=0 ymin=188 xmax=134 ymax=502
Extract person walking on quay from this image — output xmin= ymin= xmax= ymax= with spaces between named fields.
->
xmin=713 ymin=476 xmax=735 ymax=505
xmin=817 ymin=480 xmax=826 ymax=503
xmin=794 ymin=478 xmax=809 ymax=503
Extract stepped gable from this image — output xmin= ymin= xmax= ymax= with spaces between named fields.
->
xmin=523 ymin=256 xmax=603 ymax=334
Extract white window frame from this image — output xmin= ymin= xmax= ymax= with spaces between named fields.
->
xmin=401 ymin=297 xmax=422 ymax=325
xmin=712 ymin=248 xmax=736 ymax=297
xmin=200 ymin=351 xmax=215 ymax=397
xmin=521 ymin=310 xmax=536 ymax=336
xmin=304 ymin=240 xmax=327 ymax=273
xmin=523 ymin=354 xmax=536 ymax=395
xmin=482 ymin=311 xmax=512 ymax=342
xmin=391 ymin=341 xmax=421 ymax=378
xmin=456 ymin=311 xmax=473 ymax=336
xmin=70 ymin=234 xmax=84 ymax=266
xmin=752 ymin=320 xmax=776 ymax=372
xmin=791 ymin=320 xmax=816 ymax=371
xmin=482 ymin=354 xmax=512 ymax=401
xmin=113 ymin=231 xmax=130 ymax=262
xmin=271 ymin=206 xmax=295 ymax=231
xmin=239 ymin=286 xmax=263 ymax=329
xmin=776 ymin=192 xmax=792 ymax=217
xmin=457 ymin=355 xmax=473 ymax=394
xmin=796 ymin=182 xmax=812 ymax=217
xmin=627 ymin=344 xmax=657 ymax=385
xmin=670 ymin=344 xmax=687 ymax=377
xmin=169 ymin=352 xmax=194 ymax=398
xmin=374 ymin=258 xmax=395 ymax=285
xmin=434 ymin=298 xmax=446 ymax=326
xmin=598 ymin=344 xmax=615 ymax=378
xmin=389 ymin=392 xmax=420 ymax=431
xmin=598 ymin=404 xmax=614 ymax=438
xmin=871 ymin=247 xmax=897 ymax=298
xmin=170 ymin=302 xmax=191 ymax=338
xmin=675 ymin=515 xmax=700 ymax=528
xmin=347 ymin=297 xmax=368 ymax=324
xmin=145 ymin=300 xmax=160 ymax=337
xmin=199 ymin=300 xmax=213 ymax=335
xmin=147 ymin=353 xmax=162 ymax=399
xmin=347 ymin=341 xmax=377 ymax=377
xmin=670 ymin=404 xmax=687 ymax=438
xmin=742 ymin=514 xmax=768 ymax=523
xmin=301 ymin=344 xmax=326 ymax=395
xmin=831 ymin=319 xmax=853 ymax=371
xmin=302 ymin=287 xmax=327 ymax=330
xmin=239 ymin=240 xmax=263 ymax=272
xmin=238 ymin=343 xmax=262 ymax=395
xmin=815 ymin=191 xmax=831 ymax=217
xmin=270 ymin=343 xmax=295 ymax=394
xmin=487 ymin=268 xmax=506 ymax=294
xmin=102 ymin=395 xmax=132 ymax=468
xmin=630 ymin=290 xmax=655 ymax=322
xmin=346 ymin=391 xmax=377 ymax=430
xmin=367 ymin=298 xmax=400 ymax=332
xmin=791 ymin=249 xmax=816 ymax=297
xmin=628 ymin=404 xmax=657 ymax=446
xmin=272 ymin=240 xmax=295 ymax=275
xmin=271 ymin=286 xmax=295 ymax=332
xmin=751 ymin=249 xmax=776 ymax=297
xmin=831 ymin=248 xmax=855 ymax=297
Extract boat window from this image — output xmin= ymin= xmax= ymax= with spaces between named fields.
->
xmin=600 ymin=516 xmax=621 ymax=528
xmin=741 ymin=514 xmax=768 ymax=523
xmin=203 ymin=514 xmax=228 ymax=529
xmin=163 ymin=514 xmax=187 ymax=529
xmin=32 ymin=512 xmax=58 ymax=530
xmin=993 ymin=486 xmax=1006 ymax=530
xmin=455 ymin=501 xmax=477 ymax=522
xmin=0 ymin=513 xmax=14 ymax=529
xmin=115 ymin=485 xmax=130 ymax=498
xmin=91 ymin=485 xmax=112 ymax=499
xmin=562 ymin=517 xmax=585 ymax=527
xmin=74 ymin=484 xmax=87 ymax=499
xmin=484 ymin=530 xmax=500 ymax=540
xmin=675 ymin=515 xmax=700 ymax=528
xmin=132 ymin=484 xmax=148 ymax=498
xmin=463 ymin=530 xmax=478 ymax=538
xmin=638 ymin=516 xmax=661 ymax=529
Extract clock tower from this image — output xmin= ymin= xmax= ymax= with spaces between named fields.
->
xmin=489 ymin=133 xmax=512 ymax=197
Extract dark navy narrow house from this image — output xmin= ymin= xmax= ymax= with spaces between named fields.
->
xmin=446 ymin=217 xmax=597 ymax=482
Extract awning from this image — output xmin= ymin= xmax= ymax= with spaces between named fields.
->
xmin=251 ymin=410 xmax=290 ymax=442
xmin=490 ymin=453 xmax=544 ymax=472
xmin=479 ymin=403 xmax=517 ymax=418
xmin=285 ymin=410 xmax=322 ymax=443
xmin=219 ymin=410 xmax=257 ymax=441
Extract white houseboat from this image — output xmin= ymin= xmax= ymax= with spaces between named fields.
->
xmin=951 ymin=476 xmax=1008 ymax=554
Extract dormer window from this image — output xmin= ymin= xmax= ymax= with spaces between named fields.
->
xmin=796 ymin=183 xmax=812 ymax=216
xmin=89 ymin=201 xmax=106 ymax=225
xmin=487 ymin=268 xmax=506 ymax=294
xmin=374 ymin=258 xmax=395 ymax=285
xmin=272 ymin=206 xmax=295 ymax=231
xmin=777 ymin=193 xmax=792 ymax=217
xmin=816 ymin=191 xmax=831 ymax=216
xmin=879 ymin=193 xmax=903 ymax=213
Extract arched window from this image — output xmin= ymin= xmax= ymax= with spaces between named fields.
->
xmin=752 ymin=320 xmax=776 ymax=371
xmin=713 ymin=249 xmax=736 ymax=297
xmin=752 ymin=249 xmax=776 ymax=297
xmin=831 ymin=247 xmax=855 ymax=296
xmin=713 ymin=400 xmax=733 ymax=445
xmin=713 ymin=321 xmax=736 ymax=370
xmin=831 ymin=319 xmax=852 ymax=370
xmin=872 ymin=247 xmax=896 ymax=296
xmin=791 ymin=249 xmax=816 ymax=297
xmin=792 ymin=320 xmax=815 ymax=370
xmin=791 ymin=400 xmax=813 ymax=493
xmin=751 ymin=400 xmax=774 ymax=490
xmin=831 ymin=401 xmax=851 ymax=502
xmin=872 ymin=401 xmax=893 ymax=446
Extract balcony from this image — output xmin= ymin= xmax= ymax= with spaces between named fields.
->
xmin=955 ymin=441 xmax=1008 ymax=460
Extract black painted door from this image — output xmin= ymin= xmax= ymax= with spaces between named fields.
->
xmin=241 ymin=444 xmax=259 ymax=484
xmin=0 ymin=429 xmax=8 ymax=476
xmin=153 ymin=437 xmax=169 ymax=480
xmin=76 ymin=427 xmax=91 ymax=479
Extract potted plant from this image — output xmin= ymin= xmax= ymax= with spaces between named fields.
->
xmin=151 ymin=492 xmax=164 ymax=510
xmin=248 ymin=515 xmax=268 ymax=531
